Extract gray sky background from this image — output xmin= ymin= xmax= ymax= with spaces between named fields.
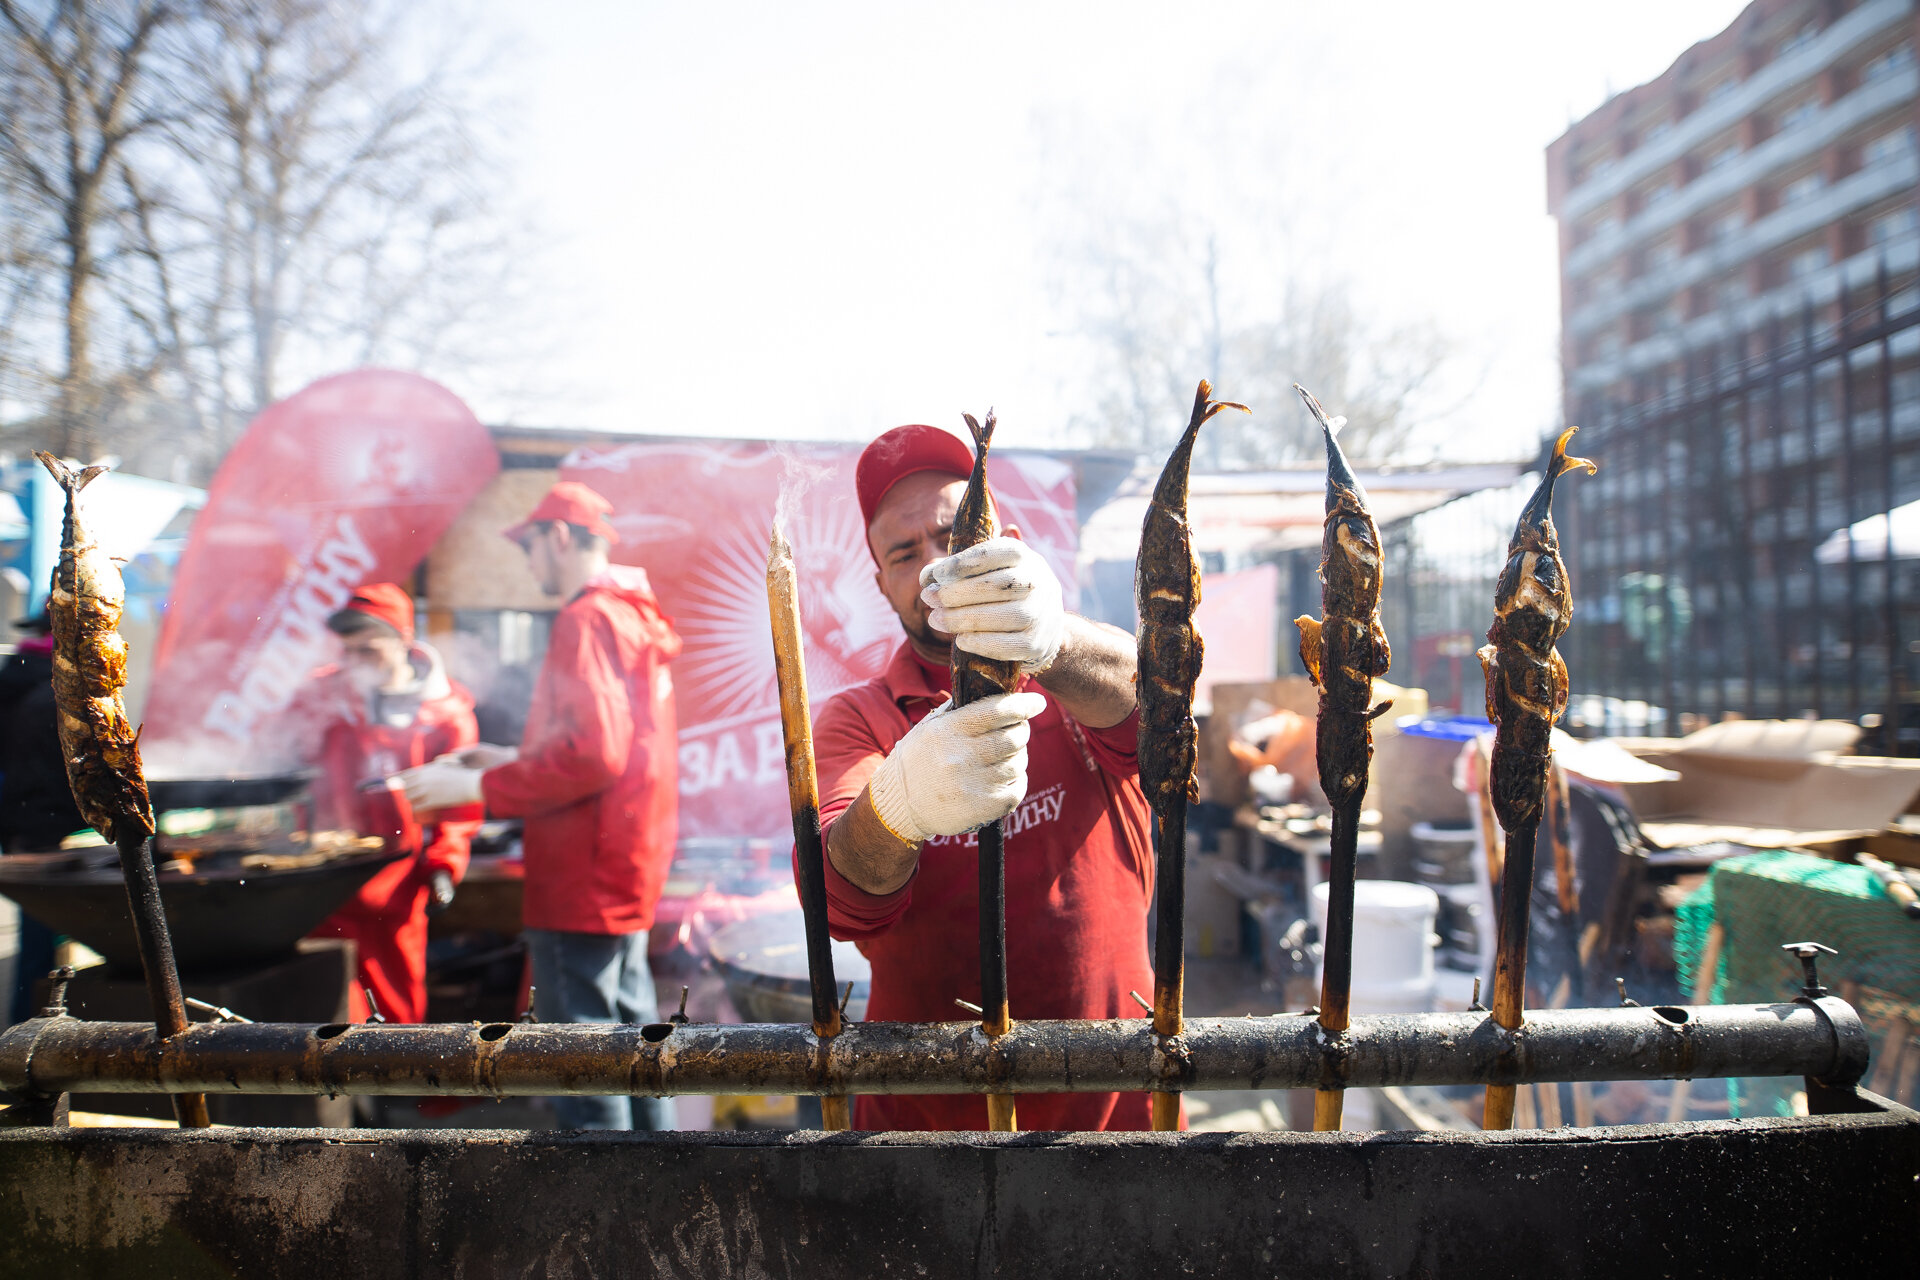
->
xmin=485 ymin=2 xmax=1750 ymax=460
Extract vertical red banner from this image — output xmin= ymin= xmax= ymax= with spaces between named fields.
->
xmin=142 ymin=370 xmax=500 ymax=775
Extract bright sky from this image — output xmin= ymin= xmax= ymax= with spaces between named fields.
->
xmin=482 ymin=1 xmax=1751 ymax=461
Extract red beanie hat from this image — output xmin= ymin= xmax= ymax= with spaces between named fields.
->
xmin=855 ymin=424 xmax=978 ymax=532
xmin=341 ymin=583 xmax=415 ymax=643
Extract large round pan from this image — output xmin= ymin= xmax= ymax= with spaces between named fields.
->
xmin=145 ymin=773 xmax=315 ymax=812
xmin=0 ymin=847 xmax=404 ymax=975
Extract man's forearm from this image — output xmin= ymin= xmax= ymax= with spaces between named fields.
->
xmin=1035 ymin=615 xmax=1138 ymax=729
xmin=826 ymin=788 xmax=922 ymax=895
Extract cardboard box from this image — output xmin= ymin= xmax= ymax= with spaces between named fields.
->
xmin=1618 ymin=719 xmax=1920 ymax=852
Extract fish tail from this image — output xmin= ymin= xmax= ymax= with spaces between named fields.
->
xmin=1552 ymin=426 xmax=1598 ymax=479
xmin=33 ymin=451 xmax=108 ymax=495
xmin=962 ymin=410 xmax=996 ymax=453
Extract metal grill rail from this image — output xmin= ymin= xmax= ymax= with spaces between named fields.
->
xmin=0 ymin=999 xmax=1868 ymax=1099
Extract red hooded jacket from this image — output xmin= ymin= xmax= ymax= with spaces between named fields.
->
xmin=481 ymin=568 xmax=682 ymax=934
xmin=301 ymin=642 xmax=481 ymax=892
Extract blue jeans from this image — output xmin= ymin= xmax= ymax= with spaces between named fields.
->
xmin=525 ymin=928 xmax=675 ymax=1131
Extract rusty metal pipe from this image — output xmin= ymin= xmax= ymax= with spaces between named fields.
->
xmin=0 ymin=1000 xmax=1867 ymax=1101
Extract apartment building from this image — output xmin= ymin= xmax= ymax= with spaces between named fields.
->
xmin=1546 ymin=0 xmax=1920 ymax=738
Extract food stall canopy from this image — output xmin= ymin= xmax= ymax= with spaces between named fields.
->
xmin=1815 ymin=497 xmax=1920 ymax=564
xmin=1079 ymin=462 xmax=1527 ymax=561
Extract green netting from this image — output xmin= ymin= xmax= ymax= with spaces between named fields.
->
xmin=1672 ymin=849 xmax=1920 ymax=1116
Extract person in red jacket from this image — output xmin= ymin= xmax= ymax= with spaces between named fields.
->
xmin=400 ymin=481 xmax=682 ymax=1131
xmin=302 ymin=583 xmax=480 ymax=1025
xmin=811 ymin=424 xmax=1158 ymax=1132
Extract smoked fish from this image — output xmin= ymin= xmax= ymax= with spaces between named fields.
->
xmin=1137 ymin=380 xmax=1246 ymax=1076
xmin=950 ymin=412 xmax=1020 ymax=708
xmin=1292 ymin=385 xmax=1391 ymax=808
xmin=1137 ymin=380 xmax=1249 ymax=816
xmin=1478 ymin=427 xmax=1596 ymax=834
xmin=34 ymin=452 xmax=154 ymax=843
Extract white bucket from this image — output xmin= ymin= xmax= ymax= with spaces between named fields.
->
xmin=1311 ymin=880 xmax=1440 ymax=1013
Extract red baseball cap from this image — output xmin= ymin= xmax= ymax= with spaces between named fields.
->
xmin=502 ymin=480 xmax=621 ymax=546
xmin=855 ymin=424 xmax=977 ymax=532
xmin=339 ymin=583 xmax=415 ymax=643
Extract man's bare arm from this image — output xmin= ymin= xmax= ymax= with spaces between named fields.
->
xmin=826 ymin=789 xmax=922 ymax=896
xmin=1035 ymin=615 xmax=1137 ymax=729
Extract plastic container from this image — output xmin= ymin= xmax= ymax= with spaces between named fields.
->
xmin=1311 ymin=879 xmax=1440 ymax=1013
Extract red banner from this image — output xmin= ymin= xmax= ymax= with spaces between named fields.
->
xmin=143 ymin=370 xmax=499 ymax=776
xmin=561 ymin=438 xmax=1078 ymax=840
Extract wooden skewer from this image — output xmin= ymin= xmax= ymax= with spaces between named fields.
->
xmin=1482 ymin=819 xmax=1541 ymax=1131
xmin=1313 ymin=797 xmax=1364 ymax=1131
xmin=767 ymin=525 xmax=847 ymax=1130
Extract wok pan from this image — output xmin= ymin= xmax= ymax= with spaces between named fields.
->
xmin=145 ymin=773 xmax=314 ymax=812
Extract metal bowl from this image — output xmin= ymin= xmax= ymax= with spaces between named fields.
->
xmin=707 ymin=909 xmax=871 ymax=1024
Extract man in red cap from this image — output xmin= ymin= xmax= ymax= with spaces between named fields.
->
xmin=810 ymin=424 xmax=1155 ymax=1132
xmin=301 ymin=583 xmax=480 ymax=1025
xmin=399 ymin=480 xmax=682 ymax=1130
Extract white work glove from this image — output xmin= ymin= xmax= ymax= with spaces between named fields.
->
xmin=397 ymin=758 xmax=484 ymax=814
xmin=867 ymin=691 xmax=1047 ymax=845
xmin=444 ymin=743 xmax=518 ymax=770
xmin=919 ymin=536 xmax=1066 ymax=675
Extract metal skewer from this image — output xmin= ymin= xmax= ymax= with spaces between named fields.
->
xmin=768 ymin=524 xmax=848 ymax=1130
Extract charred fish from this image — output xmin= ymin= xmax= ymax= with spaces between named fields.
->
xmin=34 ymin=452 xmax=153 ymax=843
xmin=1291 ymin=384 xmax=1391 ymax=1131
xmin=1480 ymin=427 xmax=1596 ymax=834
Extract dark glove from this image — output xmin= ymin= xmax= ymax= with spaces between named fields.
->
xmin=427 ymin=869 xmax=456 ymax=916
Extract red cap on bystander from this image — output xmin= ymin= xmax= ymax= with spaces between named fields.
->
xmin=502 ymin=480 xmax=621 ymax=547
xmin=340 ymin=582 xmax=415 ymax=642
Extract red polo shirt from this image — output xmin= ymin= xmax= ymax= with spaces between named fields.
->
xmin=812 ymin=641 xmax=1157 ymax=1132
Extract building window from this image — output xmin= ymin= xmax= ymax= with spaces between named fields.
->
xmin=1862 ymin=42 xmax=1915 ymax=84
xmin=1777 ymin=97 xmax=1820 ymax=132
xmin=1864 ymin=125 xmax=1917 ymax=168
xmin=1642 ymin=179 xmax=1676 ymax=209
xmin=1869 ymin=207 xmax=1920 ymax=246
xmin=1704 ymin=141 xmax=1741 ymax=171
xmin=1704 ymin=75 xmax=1739 ymax=103
xmin=1642 ymin=119 xmax=1673 ymax=146
xmin=1781 ymin=172 xmax=1824 ymax=204
xmin=1583 ymin=212 xmax=1618 ymax=244
xmin=1647 ymin=239 xmax=1680 ymax=270
xmin=1789 ymin=245 xmax=1831 ymax=279
xmin=1778 ymin=22 xmax=1821 ymax=60
xmin=1711 ymin=209 xmax=1745 ymax=243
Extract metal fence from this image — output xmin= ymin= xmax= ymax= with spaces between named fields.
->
xmin=1560 ymin=256 xmax=1920 ymax=746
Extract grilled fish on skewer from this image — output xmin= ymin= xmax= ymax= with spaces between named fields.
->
xmin=1479 ymin=428 xmax=1596 ymax=834
xmin=1292 ymin=384 xmax=1390 ymax=1132
xmin=1138 ymin=380 xmax=1247 ymax=1131
xmin=1292 ymin=385 xmax=1392 ymax=808
xmin=34 ymin=452 xmax=154 ymax=843
xmin=1479 ymin=426 xmax=1595 ymax=1131
xmin=950 ymin=410 xmax=1019 ymax=1131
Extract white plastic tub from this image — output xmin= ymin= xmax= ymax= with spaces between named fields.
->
xmin=1311 ymin=879 xmax=1441 ymax=1013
